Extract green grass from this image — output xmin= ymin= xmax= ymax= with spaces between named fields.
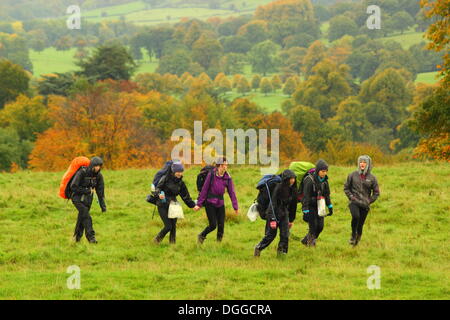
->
xmin=381 ymin=29 xmax=426 ymax=49
xmin=226 ymin=90 xmax=289 ymax=113
xmin=30 ymin=47 xmax=158 ymax=78
xmin=0 ymin=163 xmax=449 ymax=299
xmin=416 ymin=71 xmax=440 ymax=84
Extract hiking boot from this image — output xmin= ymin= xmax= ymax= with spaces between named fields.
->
xmin=88 ymin=238 xmax=98 ymax=244
xmin=354 ymin=234 xmax=362 ymax=246
xmin=153 ymin=236 xmax=162 ymax=244
xmin=198 ymin=234 xmax=206 ymax=244
xmin=301 ymin=236 xmax=308 ymax=246
xmin=73 ymin=235 xmax=81 ymax=243
xmin=277 ymin=250 xmax=287 ymax=257
xmin=349 ymin=234 xmax=356 ymax=246
xmin=306 ymin=234 xmax=316 ymax=247
xmin=254 ymin=246 xmax=261 ymax=257
xmin=169 ymin=238 xmax=176 ymax=245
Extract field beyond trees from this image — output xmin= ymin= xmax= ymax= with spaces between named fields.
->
xmin=0 ymin=163 xmax=448 ymax=299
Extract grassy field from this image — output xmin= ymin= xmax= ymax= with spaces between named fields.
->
xmin=416 ymin=71 xmax=440 ymax=84
xmin=30 ymin=48 xmax=158 ymax=78
xmin=0 ymin=163 xmax=449 ymax=299
xmin=78 ymin=0 xmax=272 ymax=25
xmin=226 ymin=90 xmax=289 ymax=113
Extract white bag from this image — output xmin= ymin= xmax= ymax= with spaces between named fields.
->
xmin=168 ymin=201 xmax=184 ymax=219
xmin=247 ymin=202 xmax=259 ymax=222
xmin=317 ymin=196 xmax=327 ymax=217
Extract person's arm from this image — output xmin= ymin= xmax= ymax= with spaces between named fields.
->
xmin=370 ymin=175 xmax=380 ymax=204
xmin=179 ymin=181 xmax=196 ymax=208
xmin=302 ymin=176 xmax=313 ymax=213
xmin=344 ymin=173 xmax=355 ymax=201
xmin=227 ymin=178 xmax=239 ymax=211
xmin=324 ymin=180 xmax=333 ymax=215
xmin=288 ymin=189 xmax=298 ymax=223
xmin=70 ymin=169 xmax=90 ymax=195
xmin=266 ymin=183 xmax=280 ymax=220
xmin=95 ymin=173 xmax=107 ymax=212
xmin=196 ymin=171 xmax=212 ymax=208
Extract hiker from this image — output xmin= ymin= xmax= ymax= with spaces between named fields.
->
xmin=194 ymin=157 xmax=239 ymax=244
xmin=344 ymin=155 xmax=380 ymax=246
xmin=301 ymin=159 xmax=333 ymax=247
xmin=153 ymin=161 xmax=196 ymax=244
xmin=70 ymin=156 xmax=106 ymax=243
xmin=254 ymin=169 xmax=297 ymax=257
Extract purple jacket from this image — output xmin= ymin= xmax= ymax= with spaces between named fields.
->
xmin=197 ymin=169 xmax=238 ymax=210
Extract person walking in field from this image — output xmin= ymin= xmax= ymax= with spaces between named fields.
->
xmin=344 ymin=155 xmax=380 ymax=246
xmin=301 ymin=159 xmax=333 ymax=247
xmin=254 ymin=169 xmax=297 ymax=257
xmin=70 ymin=156 xmax=106 ymax=244
xmin=194 ymin=157 xmax=239 ymax=244
xmin=153 ymin=162 xmax=196 ymax=244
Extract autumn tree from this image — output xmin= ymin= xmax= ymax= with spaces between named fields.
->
xmin=248 ymin=40 xmax=280 ymax=76
xmin=251 ymin=74 xmax=261 ymax=91
xmin=0 ymin=59 xmax=30 ymax=108
xmin=260 ymin=78 xmax=273 ymax=96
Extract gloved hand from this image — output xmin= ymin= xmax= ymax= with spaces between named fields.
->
xmin=270 ymin=220 xmax=277 ymax=229
xmin=328 ymin=207 xmax=333 ymax=216
xmin=288 ymin=222 xmax=293 ymax=229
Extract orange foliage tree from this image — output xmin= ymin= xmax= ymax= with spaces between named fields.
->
xmin=29 ymin=81 xmax=164 ymax=171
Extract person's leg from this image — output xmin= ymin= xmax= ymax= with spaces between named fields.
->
xmin=315 ymin=216 xmax=324 ymax=239
xmin=355 ymin=208 xmax=369 ymax=245
xmin=155 ymin=205 xmax=172 ymax=243
xmin=199 ymin=204 xmax=218 ymax=242
xmin=72 ymin=201 xmax=86 ymax=241
xmin=349 ymin=203 xmax=361 ymax=244
xmin=277 ymin=214 xmax=289 ymax=254
xmin=307 ymin=212 xmax=319 ymax=246
xmin=216 ymin=206 xmax=225 ymax=242
xmin=169 ymin=218 xmax=177 ymax=244
xmin=255 ymin=220 xmax=277 ymax=256
xmin=73 ymin=200 xmax=96 ymax=242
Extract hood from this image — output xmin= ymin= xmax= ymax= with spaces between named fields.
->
xmin=358 ymin=155 xmax=372 ymax=175
xmin=281 ymin=169 xmax=296 ymax=181
xmin=88 ymin=156 xmax=103 ymax=173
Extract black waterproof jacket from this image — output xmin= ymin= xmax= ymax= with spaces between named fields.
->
xmin=266 ymin=170 xmax=298 ymax=223
xmin=70 ymin=157 xmax=106 ymax=211
xmin=155 ymin=173 xmax=196 ymax=208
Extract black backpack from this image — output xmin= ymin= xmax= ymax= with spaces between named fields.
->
xmin=196 ymin=165 xmax=215 ymax=193
xmin=255 ymin=174 xmax=282 ymax=220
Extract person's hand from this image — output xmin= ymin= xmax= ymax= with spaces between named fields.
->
xmin=288 ymin=222 xmax=293 ymax=229
xmin=234 ymin=209 xmax=239 ymax=215
xmin=194 ymin=205 xmax=200 ymax=211
xmin=328 ymin=207 xmax=333 ymax=216
xmin=159 ymin=194 xmax=165 ymax=200
xmin=270 ymin=221 xmax=277 ymax=229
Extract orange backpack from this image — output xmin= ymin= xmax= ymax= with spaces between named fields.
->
xmin=59 ymin=156 xmax=90 ymax=199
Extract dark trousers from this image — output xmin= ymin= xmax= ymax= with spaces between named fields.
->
xmin=200 ymin=204 xmax=225 ymax=241
xmin=256 ymin=214 xmax=289 ymax=253
xmin=349 ymin=203 xmax=369 ymax=238
xmin=156 ymin=204 xmax=177 ymax=243
xmin=72 ymin=200 xmax=95 ymax=241
xmin=302 ymin=211 xmax=324 ymax=243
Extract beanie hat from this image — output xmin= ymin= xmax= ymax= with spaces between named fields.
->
xmin=171 ymin=162 xmax=184 ymax=173
xmin=315 ymin=159 xmax=329 ymax=172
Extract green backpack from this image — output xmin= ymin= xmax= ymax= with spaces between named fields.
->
xmin=288 ymin=161 xmax=315 ymax=202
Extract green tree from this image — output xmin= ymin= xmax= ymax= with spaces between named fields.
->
xmin=192 ymin=34 xmax=224 ymax=72
xmin=0 ymin=127 xmax=33 ymax=171
xmin=0 ymin=59 xmax=30 ymax=108
xmin=77 ymin=43 xmax=137 ymax=81
xmin=391 ymin=11 xmax=415 ymax=35
xmin=328 ymin=15 xmax=359 ymax=42
xmin=0 ymin=95 xmax=50 ymax=142
xmin=237 ymin=77 xmax=251 ymax=96
xmin=251 ymin=74 xmax=261 ymax=91
xmin=157 ymin=50 xmax=192 ymax=77
xmin=283 ymin=77 xmax=297 ymax=97
xmin=271 ymin=75 xmax=282 ymax=92
xmin=248 ymin=40 xmax=280 ymax=76
xmin=260 ymin=78 xmax=273 ymax=96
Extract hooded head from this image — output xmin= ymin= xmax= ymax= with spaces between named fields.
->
xmin=89 ymin=156 xmax=103 ymax=174
xmin=281 ymin=169 xmax=296 ymax=186
xmin=357 ymin=155 xmax=372 ymax=175
xmin=171 ymin=162 xmax=184 ymax=174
